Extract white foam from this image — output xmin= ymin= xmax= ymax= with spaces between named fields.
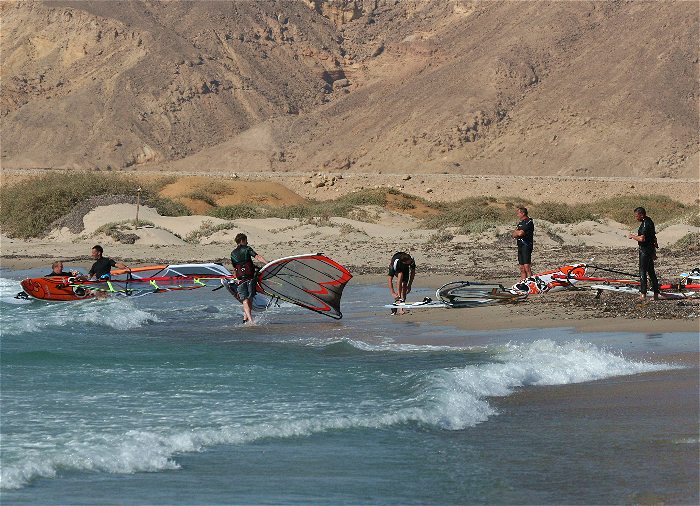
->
xmin=0 ymin=288 xmax=160 ymax=336
xmin=0 ymin=338 xmax=681 ymax=490
xmin=420 ymin=339 xmax=682 ymax=430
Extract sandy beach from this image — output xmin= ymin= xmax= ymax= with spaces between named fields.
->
xmin=2 ymin=173 xmax=698 ymax=334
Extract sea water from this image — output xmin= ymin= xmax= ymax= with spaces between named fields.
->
xmin=1 ymin=269 xmax=698 ymax=504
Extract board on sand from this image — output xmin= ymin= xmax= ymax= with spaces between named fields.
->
xmin=591 ymin=284 xmax=694 ymax=300
xmin=384 ymin=297 xmax=504 ymax=310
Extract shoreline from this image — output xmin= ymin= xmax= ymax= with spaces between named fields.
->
xmin=2 ymin=261 xmax=697 ymax=333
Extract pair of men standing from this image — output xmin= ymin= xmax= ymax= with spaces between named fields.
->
xmin=510 ymin=206 xmax=660 ymax=300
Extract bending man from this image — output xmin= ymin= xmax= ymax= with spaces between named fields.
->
xmin=387 ymin=252 xmax=415 ymax=315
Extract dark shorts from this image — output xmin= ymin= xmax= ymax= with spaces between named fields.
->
xmin=517 ymin=245 xmax=533 ymax=265
xmin=236 ymin=279 xmax=256 ymax=301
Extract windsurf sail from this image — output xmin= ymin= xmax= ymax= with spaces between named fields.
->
xmin=437 ymin=281 xmax=527 ymax=305
xmin=256 ymin=254 xmax=352 ymax=319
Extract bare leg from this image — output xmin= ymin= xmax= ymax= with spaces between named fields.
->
xmin=243 ymin=299 xmax=254 ymax=324
xmin=523 ymin=263 xmax=533 ymax=278
xmin=398 ymin=283 xmax=408 ymax=314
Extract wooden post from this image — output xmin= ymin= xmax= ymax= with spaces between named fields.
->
xmin=135 ymin=187 xmax=142 ymax=228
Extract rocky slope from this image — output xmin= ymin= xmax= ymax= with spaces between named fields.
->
xmin=1 ymin=0 xmax=697 ymax=178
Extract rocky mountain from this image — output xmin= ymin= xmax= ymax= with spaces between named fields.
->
xmin=1 ymin=0 xmax=697 ymax=178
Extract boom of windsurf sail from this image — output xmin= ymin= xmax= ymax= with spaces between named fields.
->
xmin=51 ymin=263 xmax=235 ymax=299
xmin=384 ymin=281 xmax=527 ymax=310
xmin=256 ymin=254 xmax=353 ymax=319
xmin=437 ymin=281 xmax=527 ymax=305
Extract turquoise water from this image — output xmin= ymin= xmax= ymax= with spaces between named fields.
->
xmin=1 ymin=269 xmax=698 ymax=504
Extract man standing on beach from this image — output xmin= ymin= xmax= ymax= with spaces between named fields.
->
xmin=231 ymin=233 xmax=267 ymax=325
xmin=88 ymin=245 xmax=129 ymax=280
xmin=511 ymin=207 xmax=534 ymax=280
xmin=388 ymin=252 xmax=415 ymax=315
xmin=628 ymin=207 xmax=659 ymax=301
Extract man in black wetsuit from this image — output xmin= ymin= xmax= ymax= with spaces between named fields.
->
xmin=46 ymin=261 xmax=79 ymax=277
xmin=230 ymin=233 xmax=267 ymax=325
xmin=511 ymin=207 xmax=534 ymax=280
xmin=628 ymin=207 xmax=659 ymax=301
xmin=387 ymin=252 xmax=415 ymax=315
xmin=88 ymin=245 xmax=129 ymax=280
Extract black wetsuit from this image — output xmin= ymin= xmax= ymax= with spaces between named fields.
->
xmin=46 ymin=271 xmax=73 ymax=277
xmin=89 ymin=257 xmax=117 ymax=280
xmin=388 ymin=252 xmax=415 ymax=284
xmin=516 ymin=217 xmax=534 ymax=265
xmin=637 ymin=216 xmax=659 ymax=294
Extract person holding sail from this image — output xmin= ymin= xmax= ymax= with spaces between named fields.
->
xmin=231 ymin=233 xmax=267 ymax=325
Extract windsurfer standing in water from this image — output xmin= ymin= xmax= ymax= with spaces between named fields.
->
xmin=231 ymin=233 xmax=267 ymax=325
xmin=512 ymin=207 xmax=534 ymax=280
xmin=387 ymin=252 xmax=415 ymax=315
xmin=628 ymin=207 xmax=659 ymax=301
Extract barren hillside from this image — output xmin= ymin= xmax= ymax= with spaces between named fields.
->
xmin=1 ymin=0 xmax=698 ymax=178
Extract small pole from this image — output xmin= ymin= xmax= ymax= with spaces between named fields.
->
xmin=135 ymin=187 xmax=142 ymax=228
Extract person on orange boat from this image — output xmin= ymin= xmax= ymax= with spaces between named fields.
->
xmin=46 ymin=261 xmax=80 ymax=277
xmin=628 ymin=207 xmax=659 ymax=301
xmin=387 ymin=252 xmax=415 ymax=315
xmin=88 ymin=245 xmax=129 ymax=281
xmin=230 ymin=233 xmax=267 ymax=325
xmin=512 ymin=206 xmax=534 ymax=280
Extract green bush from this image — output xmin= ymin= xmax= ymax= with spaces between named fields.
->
xmin=209 ymin=204 xmax=261 ymax=219
xmin=144 ymin=196 xmax=191 ymax=217
xmin=0 ymin=173 xmax=135 ymax=238
xmin=187 ymin=192 xmax=217 ymax=207
xmin=533 ymin=202 xmax=596 ymax=224
xmin=672 ymin=232 xmax=700 ymax=250
xmin=591 ymin=195 xmax=687 ymax=226
xmin=422 ymin=197 xmax=524 ymax=229
xmin=0 ymin=173 xmax=189 ymax=238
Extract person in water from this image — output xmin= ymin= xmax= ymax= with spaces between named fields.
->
xmin=387 ymin=252 xmax=415 ymax=315
xmin=46 ymin=261 xmax=80 ymax=277
xmin=230 ymin=233 xmax=267 ymax=325
xmin=628 ymin=207 xmax=659 ymax=301
xmin=88 ymin=245 xmax=129 ymax=280
xmin=511 ymin=207 xmax=534 ymax=280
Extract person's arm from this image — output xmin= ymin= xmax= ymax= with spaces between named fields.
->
xmin=629 ymin=220 xmax=648 ymax=242
xmin=114 ymin=261 xmax=129 ymax=270
xmin=388 ymin=275 xmax=397 ymax=299
xmin=394 ymin=271 xmax=405 ymax=298
xmin=406 ymin=268 xmax=415 ymax=293
xmin=512 ymin=228 xmax=525 ymax=238
xmin=254 ymin=254 xmax=267 ymax=265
